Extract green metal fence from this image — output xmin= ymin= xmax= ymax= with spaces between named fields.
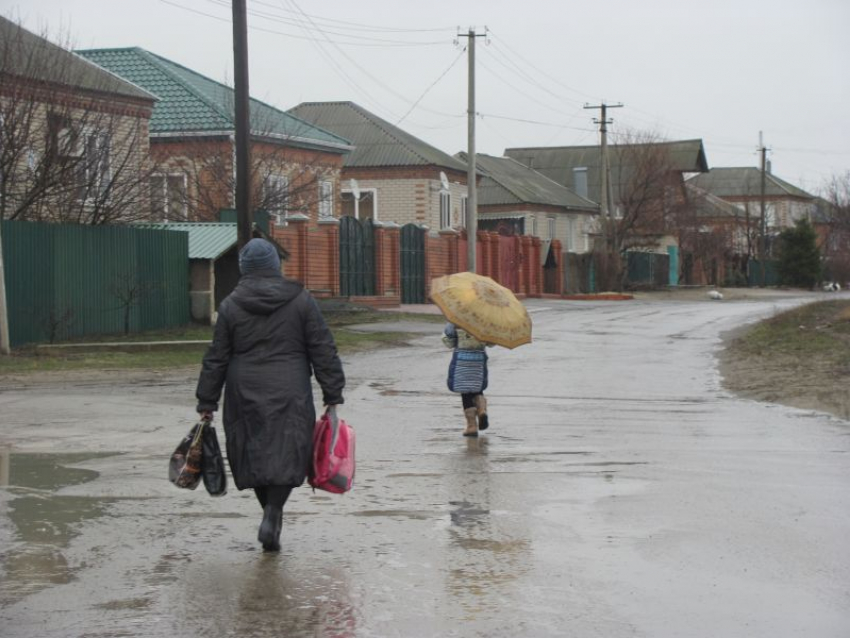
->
xmin=626 ymin=251 xmax=670 ymax=288
xmin=747 ymin=259 xmax=780 ymax=287
xmin=1 ymin=221 xmax=189 ymax=348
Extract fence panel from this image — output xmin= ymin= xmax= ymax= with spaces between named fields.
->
xmin=1 ymin=221 xmax=189 ymax=348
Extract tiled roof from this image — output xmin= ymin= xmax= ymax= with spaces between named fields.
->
xmin=458 ymin=152 xmax=598 ymax=211
xmin=504 ymin=139 xmax=709 ymax=205
xmin=288 ymin=101 xmax=468 ymax=171
xmin=0 ymin=16 xmax=155 ymax=102
xmin=76 ymin=48 xmax=352 ymax=152
xmin=686 ymin=167 xmax=815 ymax=199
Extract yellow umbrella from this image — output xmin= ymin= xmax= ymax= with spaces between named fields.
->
xmin=430 ymin=272 xmax=532 ymax=349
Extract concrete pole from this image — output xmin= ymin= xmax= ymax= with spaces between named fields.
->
xmin=759 ymin=132 xmax=768 ymax=286
xmin=466 ymin=29 xmax=477 ymax=273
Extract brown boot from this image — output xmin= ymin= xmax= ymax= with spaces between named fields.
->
xmin=463 ymin=407 xmax=479 ymax=437
xmin=475 ymin=395 xmax=489 ymax=431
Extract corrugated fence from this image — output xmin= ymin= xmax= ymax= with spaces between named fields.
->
xmin=1 ymin=221 xmax=189 ymax=348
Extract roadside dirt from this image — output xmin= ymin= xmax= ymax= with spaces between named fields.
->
xmin=717 ymin=299 xmax=850 ymax=422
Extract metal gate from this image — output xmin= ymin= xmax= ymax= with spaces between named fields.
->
xmin=498 ymin=234 xmax=520 ymax=292
xmin=400 ymin=223 xmax=425 ymax=304
xmin=339 ymin=216 xmax=375 ymax=297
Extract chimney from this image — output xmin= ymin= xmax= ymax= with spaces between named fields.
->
xmin=766 ymin=159 xmax=772 ymax=174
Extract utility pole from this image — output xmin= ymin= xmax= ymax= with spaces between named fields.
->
xmin=759 ymin=131 xmax=770 ymax=286
xmin=232 ymin=0 xmax=252 ymax=250
xmin=584 ymin=101 xmax=623 ymax=250
xmin=0 ymin=221 xmax=10 ymax=354
xmin=458 ymin=27 xmax=487 ymax=273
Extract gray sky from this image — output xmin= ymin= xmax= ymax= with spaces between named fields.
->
xmin=5 ymin=0 xmax=848 ymax=193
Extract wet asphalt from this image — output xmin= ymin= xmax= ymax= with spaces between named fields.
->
xmin=1 ymin=294 xmax=849 ymax=637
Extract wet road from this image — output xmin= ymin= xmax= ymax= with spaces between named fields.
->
xmin=1 ymin=295 xmax=849 ymax=637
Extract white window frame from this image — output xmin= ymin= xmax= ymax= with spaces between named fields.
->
xmin=263 ymin=173 xmax=290 ymax=226
xmin=340 ymin=187 xmax=378 ymax=221
xmin=548 ymin=216 xmax=556 ymax=240
xmin=566 ymin=216 xmax=575 ymax=251
xmin=318 ymin=179 xmax=334 ymax=219
xmin=440 ymin=190 xmax=451 ymax=229
xmin=460 ymin=195 xmax=468 ymax=228
xmin=72 ymin=127 xmax=111 ymax=203
xmin=151 ymin=172 xmax=187 ymax=222
xmin=528 ymin=215 xmax=537 ymax=237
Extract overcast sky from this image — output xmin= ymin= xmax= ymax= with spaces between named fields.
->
xmin=5 ymin=0 xmax=848 ymax=193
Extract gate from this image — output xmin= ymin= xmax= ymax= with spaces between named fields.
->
xmin=498 ymin=234 xmax=520 ymax=292
xmin=400 ymin=223 xmax=425 ymax=304
xmin=543 ymin=244 xmax=559 ymax=294
xmin=339 ymin=216 xmax=375 ymax=297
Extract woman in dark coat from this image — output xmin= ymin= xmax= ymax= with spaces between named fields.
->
xmin=196 ymin=238 xmax=345 ymax=551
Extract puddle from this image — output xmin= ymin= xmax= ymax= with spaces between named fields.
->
xmin=0 ymin=451 xmax=113 ymax=605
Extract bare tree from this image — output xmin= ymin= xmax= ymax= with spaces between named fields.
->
xmin=148 ymin=99 xmax=341 ymax=224
xmin=820 ymin=171 xmax=850 ymax=284
xmin=589 ymin=130 xmax=684 ymax=289
xmin=0 ymin=16 xmax=158 ymax=224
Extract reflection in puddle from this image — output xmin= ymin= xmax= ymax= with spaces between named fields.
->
xmin=0 ymin=452 xmax=110 ymax=605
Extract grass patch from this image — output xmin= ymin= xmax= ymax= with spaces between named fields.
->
xmin=733 ymin=299 xmax=850 ymax=366
xmin=0 ymin=311 xmax=441 ymax=375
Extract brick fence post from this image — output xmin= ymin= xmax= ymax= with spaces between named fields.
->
xmin=382 ymin=221 xmax=401 ymax=297
xmin=318 ymin=217 xmax=340 ymax=297
xmin=281 ymin=213 xmax=309 ymax=285
xmin=550 ymin=239 xmax=563 ymax=295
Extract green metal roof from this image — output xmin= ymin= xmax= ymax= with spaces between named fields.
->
xmin=686 ymin=167 xmax=815 ymax=200
xmin=288 ymin=101 xmax=468 ymax=172
xmin=0 ymin=16 xmax=155 ymax=102
xmin=141 ymin=223 xmax=237 ymax=260
xmin=76 ymin=48 xmax=352 ymax=152
xmin=505 ymin=139 xmax=709 ymax=205
xmin=458 ymin=152 xmax=598 ymax=211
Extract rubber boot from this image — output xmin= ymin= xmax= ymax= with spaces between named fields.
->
xmin=475 ymin=395 xmax=489 ymax=431
xmin=463 ymin=407 xmax=479 ymax=437
xmin=258 ymin=504 xmax=283 ymax=552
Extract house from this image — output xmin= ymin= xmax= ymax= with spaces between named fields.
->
xmin=141 ymin=220 xmax=288 ymax=323
xmin=505 ymin=139 xmax=708 ymax=214
xmin=77 ymin=48 xmax=353 ymax=226
xmin=506 ymin=139 xmax=709 ymax=288
xmin=0 ymin=16 xmax=157 ymax=224
xmin=455 ymin=152 xmax=599 ymax=253
xmin=685 ymin=167 xmax=818 ymax=240
xmin=287 ymin=101 xmax=469 ymax=232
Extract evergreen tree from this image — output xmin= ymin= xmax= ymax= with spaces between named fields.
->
xmin=777 ymin=218 xmax=821 ymax=288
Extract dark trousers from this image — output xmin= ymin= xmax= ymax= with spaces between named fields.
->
xmin=461 ymin=392 xmax=482 ymax=409
xmin=254 ymin=486 xmax=292 ymax=509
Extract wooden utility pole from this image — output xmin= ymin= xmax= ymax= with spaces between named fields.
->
xmin=0 ymin=221 xmax=10 ymax=354
xmin=584 ymin=101 xmax=623 ymax=249
xmin=458 ymin=28 xmax=487 ymax=273
xmin=232 ymin=0 xmax=252 ymax=249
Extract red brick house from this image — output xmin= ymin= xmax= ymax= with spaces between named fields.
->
xmin=77 ymin=48 xmax=353 ymax=226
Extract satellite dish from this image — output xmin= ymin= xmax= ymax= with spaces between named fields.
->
xmin=349 ymin=178 xmax=360 ymax=200
xmin=439 ymin=171 xmax=450 ymax=191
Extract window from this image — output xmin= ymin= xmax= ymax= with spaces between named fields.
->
xmin=573 ymin=167 xmax=588 ymax=199
xmin=528 ymin=215 xmax=537 ymax=237
xmin=318 ymin=180 xmax=334 ymax=219
xmin=263 ymin=174 xmax=289 ymax=225
xmin=49 ymin=116 xmax=111 ymax=202
xmin=566 ymin=216 xmax=575 ymax=251
xmin=440 ymin=191 xmax=451 ymax=229
xmin=461 ymin=195 xmax=468 ymax=228
xmin=150 ymin=174 xmax=187 ymax=221
xmin=341 ymin=188 xmax=377 ymax=221
xmin=548 ymin=217 xmax=556 ymax=240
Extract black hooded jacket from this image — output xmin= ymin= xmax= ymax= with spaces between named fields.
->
xmin=196 ymin=270 xmax=345 ymax=489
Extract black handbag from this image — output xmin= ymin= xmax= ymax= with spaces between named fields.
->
xmin=201 ymin=424 xmax=227 ymax=497
xmin=168 ymin=421 xmax=205 ymax=490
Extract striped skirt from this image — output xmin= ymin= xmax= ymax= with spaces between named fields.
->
xmin=447 ymin=349 xmax=488 ymax=394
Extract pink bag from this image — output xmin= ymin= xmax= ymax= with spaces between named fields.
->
xmin=309 ymin=407 xmax=355 ymax=494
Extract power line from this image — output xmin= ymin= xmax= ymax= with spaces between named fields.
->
xmin=477 ymin=112 xmax=596 ymax=132
xmin=159 ymin=0 xmax=447 ymax=47
xmin=397 ymin=48 xmax=466 ymax=125
xmin=250 ymin=0 xmax=456 ymax=33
